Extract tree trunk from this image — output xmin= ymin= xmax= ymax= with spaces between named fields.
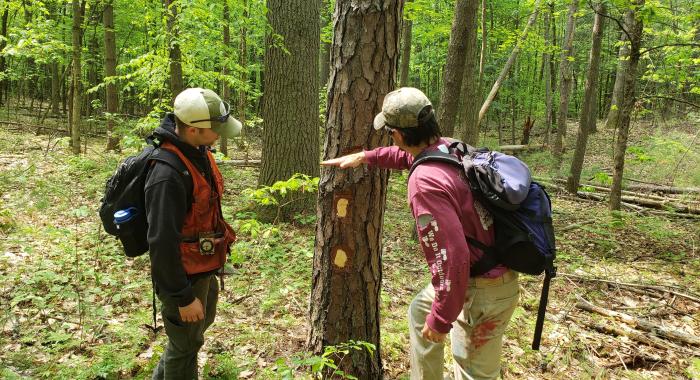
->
xmin=478 ymin=0 xmax=541 ymax=126
xmin=437 ymin=0 xmax=472 ymax=137
xmin=104 ymin=0 xmax=119 ymax=151
xmin=259 ymin=0 xmax=320 ymax=213
xmin=605 ymin=30 xmax=630 ymax=130
xmin=164 ymin=0 xmax=183 ymax=100
xmin=70 ymin=0 xmax=84 ymax=155
xmin=220 ymin=0 xmax=231 ymax=156
xmin=51 ymin=62 xmax=60 ymax=114
xmin=455 ymin=0 xmax=479 ymax=145
xmin=543 ymin=4 xmax=553 ymax=145
xmin=399 ymin=2 xmax=412 ymax=88
xmin=567 ymin=3 xmax=606 ymax=193
xmin=610 ymin=3 xmax=644 ymax=211
xmin=309 ymin=1 xmax=401 ymax=378
xmin=0 ymin=5 xmax=9 ymax=105
xmin=238 ymin=0 xmax=248 ymax=159
xmin=478 ymin=0 xmax=487 ymax=84
xmin=553 ymin=0 xmax=577 ymax=161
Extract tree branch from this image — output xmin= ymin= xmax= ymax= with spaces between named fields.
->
xmin=588 ymin=0 xmax=629 ymax=42
xmin=640 ymin=43 xmax=700 ymax=55
xmin=640 ymin=95 xmax=700 ymax=109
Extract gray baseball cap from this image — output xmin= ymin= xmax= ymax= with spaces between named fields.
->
xmin=373 ymin=87 xmax=433 ymax=130
xmin=174 ymin=88 xmax=242 ymax=138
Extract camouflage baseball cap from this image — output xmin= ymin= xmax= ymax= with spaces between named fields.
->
xmin=174 ymin=88 xmax=242 ymax=138
xmin=373 ymin=87 xmax=433 ymax=130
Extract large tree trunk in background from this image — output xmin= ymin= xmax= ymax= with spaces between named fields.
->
xmin=104 ymin=0 xmax=119 ymax=151
xmin=399 ymin=1 xmax=412 ymax=88
xmin=605 ymin=31 xmax=629 ymax=130
xmin=238 ymin=0 xmax=248 ymax=158
xmin=610 ymin=3 xmax=644 ymax=211
xmin=164 ymin=0 xmax=183 ymax=99
xmin=437 ymin=0 xmax=471 ymax=137
xmin=567 ymin=3 xmax=606 ymax=193
xmin=220 ymin=0 xmax=231 ymax=156
xmin=0 ymin=5 xmax=9 ymax=105
xmin=259 ymin=0 xmax=319 ymax=213
xmin=70 ymin=0 xmax=83 ymax=155
xmin=308 ymin=1 xmax=401 ymax=378
xmin=455 ymin=0 xmax=479 ymax=145
xmin=553 ymin=0 xmax=577 ymax=161
xmin=478 ymin=0 xmax=541 ymax=126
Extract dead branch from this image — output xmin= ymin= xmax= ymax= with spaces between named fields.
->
xmin=576 ymin=297 xmax=700 ymax=347
xmin=561 ymin=273 xmax=700 ymax=304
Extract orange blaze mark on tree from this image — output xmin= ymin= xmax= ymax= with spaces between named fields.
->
xmin=471 ymin=320 xmax=499 ymax=349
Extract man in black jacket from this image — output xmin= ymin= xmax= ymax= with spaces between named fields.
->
xmin=147 ymin=88 xmax=241 ymax=380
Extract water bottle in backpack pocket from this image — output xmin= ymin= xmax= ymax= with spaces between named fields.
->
xmin=113 ymin=207 xmax=149 ymax=257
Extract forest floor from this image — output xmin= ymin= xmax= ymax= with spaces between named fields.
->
xmin=0 ymin=113 xmax=699 ymax=379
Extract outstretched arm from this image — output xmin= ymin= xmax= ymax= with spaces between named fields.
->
xmin=321 ymin=151 xmax=367 ymax=168
xmin=322 ymin=146 xmax=413 ymax=170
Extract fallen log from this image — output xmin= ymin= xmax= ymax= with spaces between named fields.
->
xmin=497 ymin=144 xmax=546 ymax=153
xmin=576 ymin=296 xmax=700 ymax=347
xmin=567 ymin=314 xmax=677 ymax=352
xmin=216 ymin=159 xmax=261 ymax=167
xmin=535 ymin=176 xmax=700 ymax=195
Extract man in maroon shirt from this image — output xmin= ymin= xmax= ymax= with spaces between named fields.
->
xmin=322 ymin=87 xmax=519 ymax=379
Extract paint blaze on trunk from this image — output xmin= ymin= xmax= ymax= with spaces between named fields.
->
xmin=308 ymin=2 xmax=402 ymax=379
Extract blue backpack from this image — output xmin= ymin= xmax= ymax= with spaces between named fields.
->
xmin=409 ymin=140 xmax=556 ymax=350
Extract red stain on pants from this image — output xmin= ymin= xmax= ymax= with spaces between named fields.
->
xmin=472 ymin=320 xmax=499 ymax=349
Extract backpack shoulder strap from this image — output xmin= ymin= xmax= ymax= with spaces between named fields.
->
xmin=149 ymin=148 xmax=194 ymax=206
xmin=409 ymin=150 xmax=462 ymax=178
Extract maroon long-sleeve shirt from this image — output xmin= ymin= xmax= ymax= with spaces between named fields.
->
xmin=365 ymin=138 xmax=507 ymax=333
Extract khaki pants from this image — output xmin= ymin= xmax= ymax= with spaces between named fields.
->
xmin=409 ymin=271 xmax=519 ymax=380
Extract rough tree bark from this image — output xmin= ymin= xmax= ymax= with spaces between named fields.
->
xmin=259 ymin=0 xmax=320 ymax=207
xmin=455 ymin=0 xmax=480 ymax=145
xmin=104 ymin=0 xmax=119 ymax=151
xmin=163 ymin=0 xmax=183 ymax=99
xmin=567 ymin=3 xmax=606 ymax=193
xmin=437 ymin=0 xmax=471 ymax=137
xmin=70 ymin=0 xmax=84 ymax=155
xmin=610 ymin=2 xmax=644 ymax=211
xmin=552 ymin=0 xmax=578 ymax=161
xmin=308 ymin=1 xmax=401 ymax=378
xmin=478 ymin=0 xmax=541 ymax=126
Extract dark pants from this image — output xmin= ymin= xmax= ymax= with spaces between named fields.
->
xmin=152 ymin=274 xmax=219 ymax=380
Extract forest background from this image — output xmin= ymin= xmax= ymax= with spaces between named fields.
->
xmin=0 ymin=0 xmax=699 ymax=378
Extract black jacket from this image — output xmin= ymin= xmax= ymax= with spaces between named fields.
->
xmin=145 ymin=114 xmax=217 ymax=307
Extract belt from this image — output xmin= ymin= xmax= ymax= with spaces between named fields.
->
xmin=470 ymin=270 xmax=517 ymax=287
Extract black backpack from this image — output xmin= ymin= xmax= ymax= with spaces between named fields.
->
xmin=99 ymin=136 xmax=190 ymax=257
xmin=410 ymin=140 xmax=556 ymax=350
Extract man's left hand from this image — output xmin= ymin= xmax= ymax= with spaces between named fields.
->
xmin=421 ymin=324 xmax=447 ymax=343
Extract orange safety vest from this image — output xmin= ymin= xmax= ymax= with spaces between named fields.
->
xmin=160 ymin=141 xmax=236 ymax=275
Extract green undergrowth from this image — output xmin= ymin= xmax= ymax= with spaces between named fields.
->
xmin=0 ymin=121 xmax=698 ymax=379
